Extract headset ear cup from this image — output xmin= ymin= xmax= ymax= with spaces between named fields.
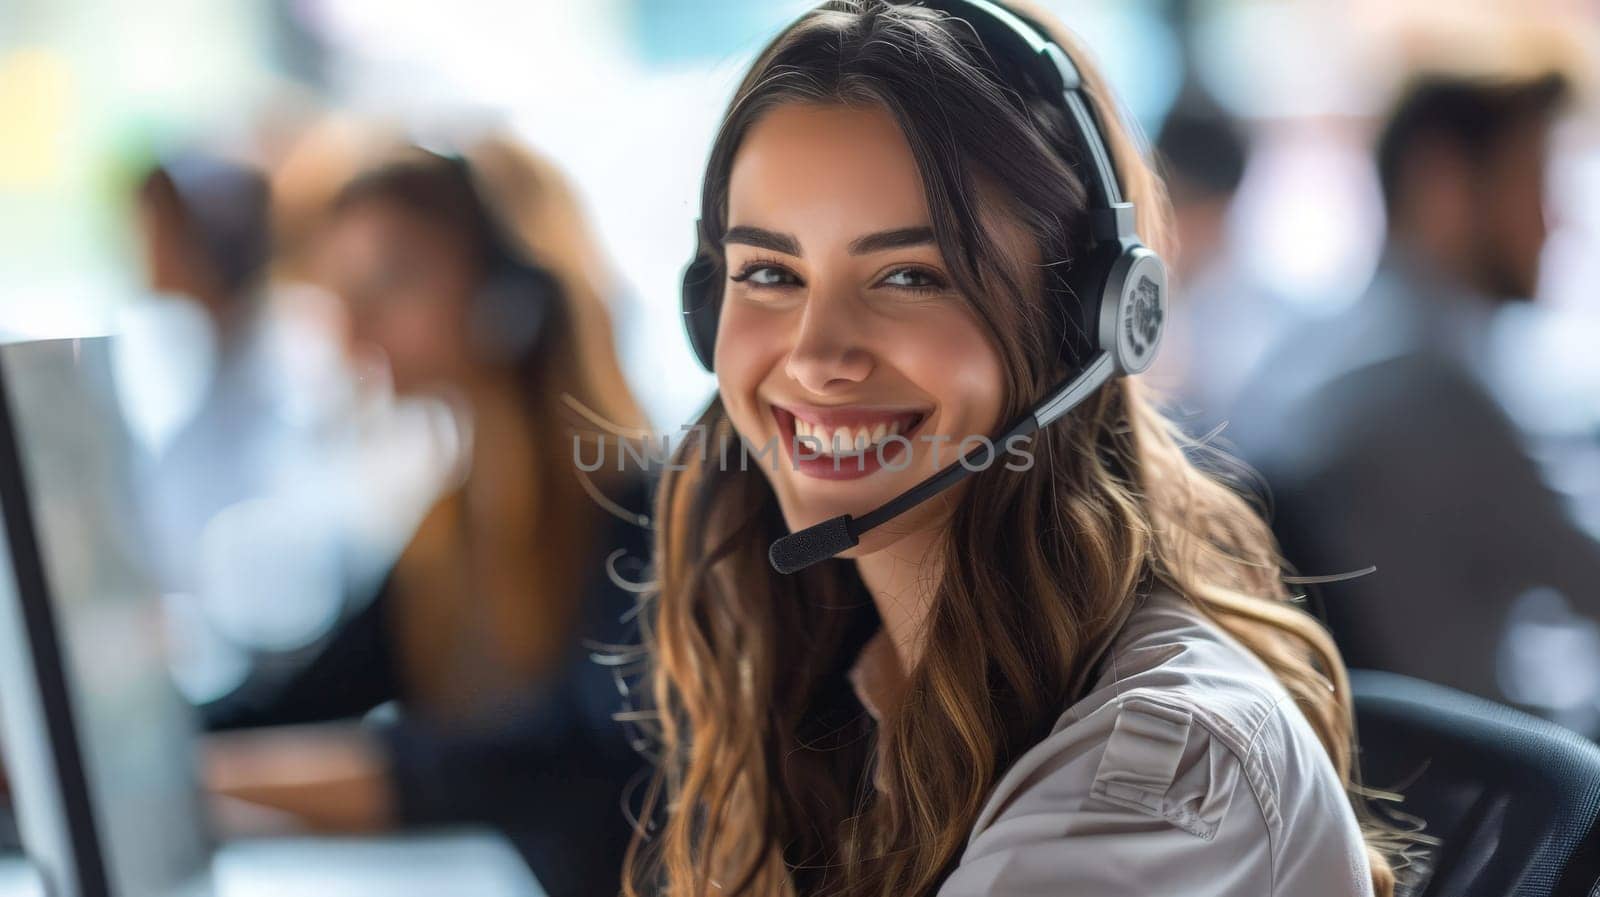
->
xmin=1096 ymin=245 xmax=1167 ymax=376
xmin=681 ymin=252 xmax=720 ymax=373
xmin=470 ymin=261 xmax=555 ymax=365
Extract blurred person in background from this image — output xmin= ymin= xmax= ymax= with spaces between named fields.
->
xmin=123 ymin=150 xmax=383 ymax=708
xmin=1231 ymin=70 xmax=1600 ymax=729
xmin=200 ymin=135 xmax=654 ymax=897
xmin=1146 ymin=93 xmax=1299 ymax=437
xmin=136 ymin=152 xmax=271 ymax=355
xmin=126 ymin=151 xmax=278 ymax=595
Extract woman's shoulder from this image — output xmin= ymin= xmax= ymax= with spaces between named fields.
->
xmin=940 ymin=586 xmax=1373 ymax=897
xmin=1071 ymin=585 xmax=1299 ymax=758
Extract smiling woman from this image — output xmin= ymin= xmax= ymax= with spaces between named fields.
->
xmin=719 ymin=102 xmax=1008 ymax=528
xmin=626 ymin=2 xmax=1416 ymax=896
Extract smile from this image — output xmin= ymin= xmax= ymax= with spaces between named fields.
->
xmin=770 ymin=403 xmax=930 ymax=480
xmin=776 ymin=405 xmax=926 ymax=453
xmin=794 ymin=414 xmax=919 ymax=456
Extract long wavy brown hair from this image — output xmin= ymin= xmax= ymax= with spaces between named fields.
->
xmin=625 ymin=2 xmax=1406 ymax=895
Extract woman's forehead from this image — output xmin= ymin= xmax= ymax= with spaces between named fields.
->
xmin=725 ymin=100 xmax=1040 ymax=268
xmin=727 ymin=103 xmax=931 ymax=234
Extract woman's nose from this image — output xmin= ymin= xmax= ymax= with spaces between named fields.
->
xmin=783 ymin=286 xmax=874 ymax=395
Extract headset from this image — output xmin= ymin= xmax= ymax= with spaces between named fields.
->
xmin=421 ymin=147 xmax=560 ymax=367
xmin=678 ymin=0 xmax=1169 ymax=574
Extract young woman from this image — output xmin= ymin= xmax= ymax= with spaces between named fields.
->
xmin=627 ymin=2 xmax=1410 ymax=895
xmin=202 ymin=136 xmax=652 ymax=897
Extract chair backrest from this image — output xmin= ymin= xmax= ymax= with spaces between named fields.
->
xmin=1353 ymin=670 xmax=1600 ymax=897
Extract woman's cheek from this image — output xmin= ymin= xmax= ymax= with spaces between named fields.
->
xmin=391 ymin=302 xmax=462 ymax=372
xmin=893 ymin=310 xmax=1006 ymax=429
xmin=714 ymin=301 xmax=783 ymax=436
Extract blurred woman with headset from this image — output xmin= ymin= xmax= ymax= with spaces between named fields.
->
xmin=626 ymin=2 xmax=1418 ymax=895
xmin=202 ymin=134 xmax=652 ymax=897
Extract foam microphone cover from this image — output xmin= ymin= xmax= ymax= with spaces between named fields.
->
xmin=769 ymin=514 xmax=857 ymax=574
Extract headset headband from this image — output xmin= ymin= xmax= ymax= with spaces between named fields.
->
xmin=410 ymin=144 xmax=558 ymax=363
xmin=920 ymin=0 xmax=1137 ymax=243
xmin=412 ymin=146 xmax=525 ymax=267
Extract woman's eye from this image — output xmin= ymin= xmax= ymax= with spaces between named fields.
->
xmin=879 ymin=267 xmax=948 ymax=293
xmin=729 ymin=263 xmax=801 ymax=289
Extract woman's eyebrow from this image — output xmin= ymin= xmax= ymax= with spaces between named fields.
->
xmin=721 ymin=225 xmax=935 ymax=257
xmin=848 ymin=226 xmax=934 ymax=255
xmin=723 ymin=225 xmax=800 ymax=255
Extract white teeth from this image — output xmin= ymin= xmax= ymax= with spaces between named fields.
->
xmin=791 ymin=414 xmax=918 ymax=455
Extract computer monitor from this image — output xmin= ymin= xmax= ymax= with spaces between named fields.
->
xmin=0 ymin=337 xmax=213 ymax=897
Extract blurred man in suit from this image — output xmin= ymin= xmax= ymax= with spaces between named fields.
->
xmin=1232 ymin=71 xmax=1600 ymax=731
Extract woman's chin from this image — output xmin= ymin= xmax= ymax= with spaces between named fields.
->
xmin=775 ymin=502 xmax=848 ymax=539
xmin=774 ymin=484 xmax=885 ymax=533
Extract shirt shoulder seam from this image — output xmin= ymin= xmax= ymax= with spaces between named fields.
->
xmin=1116 ymin=691 xmax=1285 ymax=891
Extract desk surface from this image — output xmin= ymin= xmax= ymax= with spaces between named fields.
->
xmin=0 ymin=830 xmax=544 ymax=897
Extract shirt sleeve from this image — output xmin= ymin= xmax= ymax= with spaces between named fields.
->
xmin=937 ymin=696 xmax=1369 ymax=897
xmin=198 ymin=581 xmax=401 ymax=730
xmin=375 ymin=630 xmax=641 ymax=830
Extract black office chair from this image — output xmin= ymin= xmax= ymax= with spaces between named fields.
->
xmin=1352 ymin=670 xmax=1600 ymax=897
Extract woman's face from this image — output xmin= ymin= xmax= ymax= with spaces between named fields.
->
xmin=717 ymin=102 xmax=1020 ymax=555
xmin=318 ymin=199 xmax=480 ymax=395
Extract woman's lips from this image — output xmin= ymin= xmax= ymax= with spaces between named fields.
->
xmin=769 ymin=404 xmax=930 ymax=481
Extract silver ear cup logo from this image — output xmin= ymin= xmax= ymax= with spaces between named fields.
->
xmin=1103 ymin=249 xmax=1165 ymax=375
xmin=1124 ymin=274 xmax=1163 ymax=361
xmin=1099 ymin=247 xmax=1166 ymax=375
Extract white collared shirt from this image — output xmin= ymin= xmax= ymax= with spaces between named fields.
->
xmin=935 ymin=587 xmax=1376 ymax=896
